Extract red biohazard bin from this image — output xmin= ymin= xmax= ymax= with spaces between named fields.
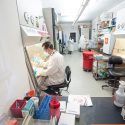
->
xmin=83 ymin=51 xmax=94 ymax=71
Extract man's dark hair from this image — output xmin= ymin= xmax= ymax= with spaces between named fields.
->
xmin=42 ymin=42 xmax=53 ymax=50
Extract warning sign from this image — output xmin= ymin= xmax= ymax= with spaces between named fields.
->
xmin=105 ymin=37 xmax=109 ymax=44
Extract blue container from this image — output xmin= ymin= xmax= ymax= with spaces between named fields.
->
xmin=111 ymin=18 xmax=116 ymax=26
xmin=34 ymin=95 xmax=52 ymax=120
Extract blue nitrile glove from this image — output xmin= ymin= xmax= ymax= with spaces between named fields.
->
xmin=35 ymin=68 xmax=45 ymax=77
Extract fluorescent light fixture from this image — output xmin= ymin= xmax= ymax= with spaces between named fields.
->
xmin=82 ymin=0 xmax=87 ymax=5
xmin=72 ymin=0 xmax=90 ymax=26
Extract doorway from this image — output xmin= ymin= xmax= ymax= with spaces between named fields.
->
xmin=70 ymin=32 xmax=76 ymax=42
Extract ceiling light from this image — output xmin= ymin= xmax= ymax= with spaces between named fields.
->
xmin=72 ymin=0 xmax=90 ymax=26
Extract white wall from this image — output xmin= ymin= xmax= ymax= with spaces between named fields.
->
xmin=17 ymin=0 xmax=44 ymax=30
xmin=0 ymin=0 xmax=30 ymax=114
xmin=108 ymin=0 xmax=125 ymax=18
xmin=42 ymin=8 xmax=53 ymax=42
xmin=61 ymin=22 xmax=91 ymax=42
xmin=61 ymin=23 xmax=77 ymax=42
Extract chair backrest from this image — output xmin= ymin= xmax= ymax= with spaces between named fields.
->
xmin=109 ymin=56 xmax=123 ymax=65
xmin=65 ymin=66 xmax=71 ymax=85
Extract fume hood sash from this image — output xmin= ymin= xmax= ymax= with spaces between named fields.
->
xmin=21 ymin=25 xmax=49 ymax=46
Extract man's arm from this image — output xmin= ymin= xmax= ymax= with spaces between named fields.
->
xmin=36 ymin=56 xmax=59 ymax=77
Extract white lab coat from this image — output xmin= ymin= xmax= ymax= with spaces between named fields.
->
xmin=68 ymin=39 xmax=74 ymax=51
xmin=78 ymin=35 xmax=88 ymax=49
xmin=41 ymin=51 xmax=65 ymax=86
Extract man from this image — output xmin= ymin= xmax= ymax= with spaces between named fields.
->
xmin=36 ymin=41 xmax=65 ymax=90
xmin=78 ymin=35 xmax=88 ymax=52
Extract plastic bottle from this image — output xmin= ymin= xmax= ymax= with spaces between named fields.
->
xmin=30 ymin=97 xmax=39 ymax=110
xmin=114 ymin=81 xmax=125 ymax=107
xmin=49 ymin=96 xmax=60 ymax=120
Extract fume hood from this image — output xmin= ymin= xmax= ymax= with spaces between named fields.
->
xmin=21 ymin=25 xmax=49 ymax=46
xmin=17 ymin=0 xmax=49 ymax=46
xmin=16 ymin=0 xmax=50 ymax=96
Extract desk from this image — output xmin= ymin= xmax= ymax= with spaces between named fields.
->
xmin=62 ymin=97 xmax=125 ymax=125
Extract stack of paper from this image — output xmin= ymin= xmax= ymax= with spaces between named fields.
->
xmin=66 ymin=102 xmax=80 ymax=118
xmin=58 ymin=113 xmax=75 ymax=125
xmin=68 ymin=94 xmax=93 ymax=106
xmin=59 ymin=101 xmax=66 ymax=112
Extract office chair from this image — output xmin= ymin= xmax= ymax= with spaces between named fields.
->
xmin=45 ymin=66 xmax=71 ymax=95
xmin=102 ymin=56 xmax=125 ymax=95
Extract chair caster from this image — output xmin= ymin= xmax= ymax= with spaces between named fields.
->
xmin=102 ymin=85 xmax=109 ymax=89
xmin=83 ymin=68 xmax=91 ymax=72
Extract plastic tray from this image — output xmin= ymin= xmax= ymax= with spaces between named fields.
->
xmin=10 ymin=99 xmax=26 ymax=118
xmin=34 ymin=95 xmax=52 ymax=120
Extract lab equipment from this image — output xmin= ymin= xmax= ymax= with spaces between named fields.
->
xmin=114 ymin=81 xmax=125 ymax=107
xmin=49 ymin=96 xmax=60 ymax=120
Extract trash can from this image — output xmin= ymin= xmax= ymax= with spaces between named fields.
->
xmin=83 ymin=51 xmax=94 ymax=71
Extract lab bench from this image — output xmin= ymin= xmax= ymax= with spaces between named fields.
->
xmin=24 ymin=97 xmax=125 ymax=125
xmin=3 ymin=96 xmax=125 ymax=125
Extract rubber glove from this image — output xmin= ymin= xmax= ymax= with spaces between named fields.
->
xmin=35 ymin=68 xmax=45 ymax=77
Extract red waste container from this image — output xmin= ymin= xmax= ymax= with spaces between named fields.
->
xmin=83 ymin=51 xmax=94 ymax=71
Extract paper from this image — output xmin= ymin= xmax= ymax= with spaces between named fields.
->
xmin=59 ymin=101 xmax=66 ymax=112
xmin=68 ymin=94 xmax=93 ymax=106
xmin=66 ymin=102 xmax=80 ymax=118
xmin=58 ymin=113 xmax=75 ymax=125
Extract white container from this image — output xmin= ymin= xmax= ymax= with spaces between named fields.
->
xmin=114 ymin=81 xmax=125 ymax=107
xmin=30 ymin=97 xmax=39 ymax=109
xmin=121 ymin=106 xmax=125 ymax=120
